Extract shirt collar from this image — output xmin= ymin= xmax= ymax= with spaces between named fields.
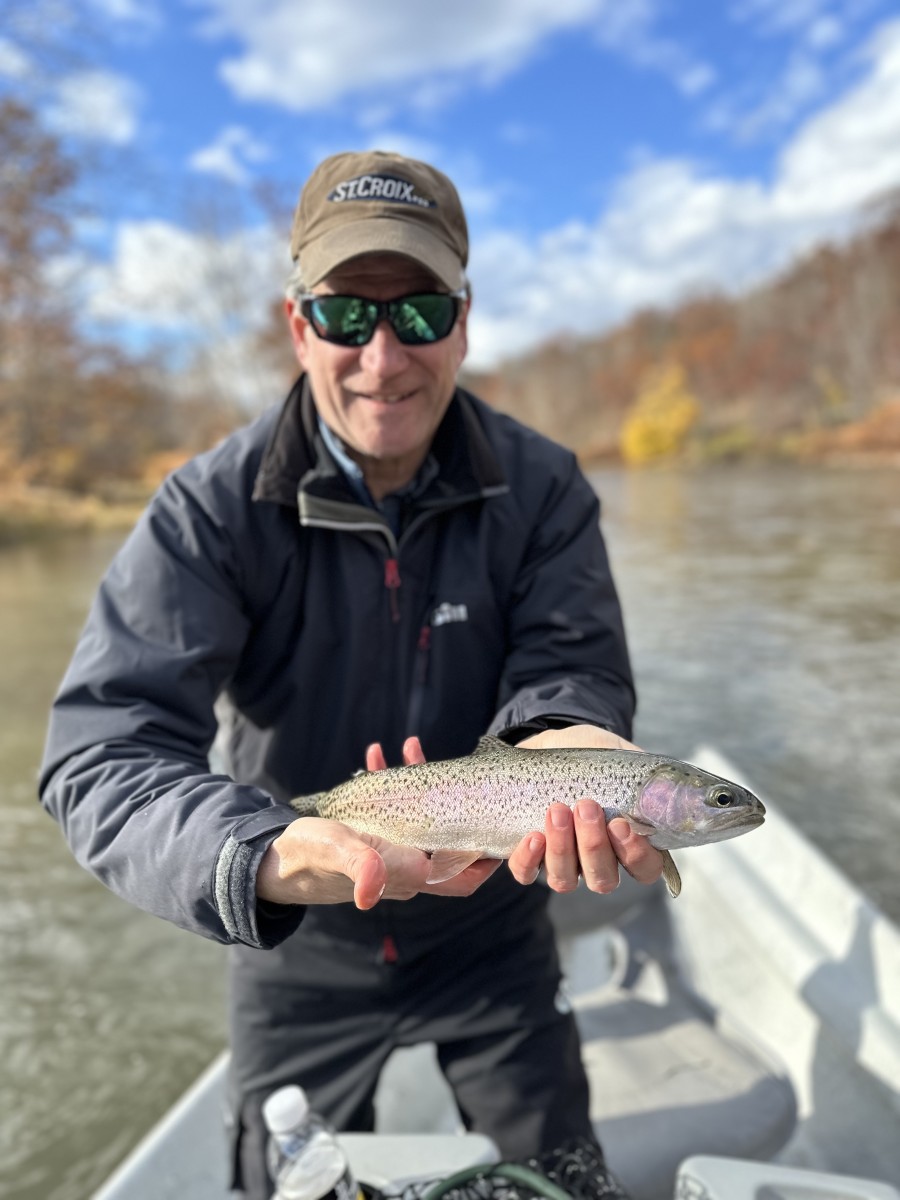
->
xmin=316 ymin=414 xmax=439 ymax=509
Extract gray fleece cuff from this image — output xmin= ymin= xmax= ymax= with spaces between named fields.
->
xmin=214 ymin=805 xmax=303 ymax=946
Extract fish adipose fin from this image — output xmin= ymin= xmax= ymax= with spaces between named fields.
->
xmin=426 ymin=850 xmax=488 ymax=884
xmin=660 ymin=849 xmax=682 ymax=899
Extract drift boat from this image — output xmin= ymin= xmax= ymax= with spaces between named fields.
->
xmin=91 ymin=748 xmax=900 ymax=1200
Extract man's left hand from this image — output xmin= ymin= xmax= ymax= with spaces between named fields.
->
xmin=506 ymin=724 xmax=665 ymax=894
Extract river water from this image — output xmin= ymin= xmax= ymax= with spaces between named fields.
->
xmin=1 ymin=463 xmax=898 ymax=1199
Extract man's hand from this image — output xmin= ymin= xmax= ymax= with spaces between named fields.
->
xmin=256 ymin=737 xmax=500 ymax=911
xmin=505 ymin=724 xmax=665 ymax=894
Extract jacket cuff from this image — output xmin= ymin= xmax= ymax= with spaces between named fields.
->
xmin=214 ymin=805 xmax=305 ymax=947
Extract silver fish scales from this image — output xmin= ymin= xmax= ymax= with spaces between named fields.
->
xmin=290 ymin=735 xmax=766 ymax=897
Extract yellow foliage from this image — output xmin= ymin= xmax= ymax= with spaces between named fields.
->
xmin=620 ymin=362 xmax=700 ymax=465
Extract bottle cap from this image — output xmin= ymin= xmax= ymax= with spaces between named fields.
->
xmin=262 ymin=1085 xmax=310 ymax=1134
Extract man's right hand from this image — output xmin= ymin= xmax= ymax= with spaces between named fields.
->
xmin=256 ymin=737 xmax=501 ymax=910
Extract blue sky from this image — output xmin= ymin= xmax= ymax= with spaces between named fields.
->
xmin=5 ymin=0 xmax=900 ymax=401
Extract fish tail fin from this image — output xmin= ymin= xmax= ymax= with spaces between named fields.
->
xmin=289 ymin=792 xmax=327 ymax=816
xmin=660 ymin=849 xmax=682 ymax=898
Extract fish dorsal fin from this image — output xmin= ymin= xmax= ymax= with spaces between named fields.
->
xmin=473 ymin=734 xmax=514 ymax=756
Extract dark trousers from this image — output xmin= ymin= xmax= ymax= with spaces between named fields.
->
xmin=227 ymin=905 xmax=598 ymax=1199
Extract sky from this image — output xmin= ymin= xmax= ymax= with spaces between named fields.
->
xmin=5 ymin=0 xmax=900 ymax=403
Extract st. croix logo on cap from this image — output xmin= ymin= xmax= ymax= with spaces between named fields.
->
xmin=327 ymin=173 xmax=436 ymax=209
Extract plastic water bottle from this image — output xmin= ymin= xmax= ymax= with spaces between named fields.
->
xmin=263 ymin=1085 xmax=362 ymax=1200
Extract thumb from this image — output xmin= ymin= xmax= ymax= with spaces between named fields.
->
xmin=347 ymin=844 xmax=387 ymax=910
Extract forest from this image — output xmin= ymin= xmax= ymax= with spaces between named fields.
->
xmin=2 ymin=92 xmax=899 ymax=538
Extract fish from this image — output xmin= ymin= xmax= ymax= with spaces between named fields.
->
xmin=289 ymin=735 xmax=766 ymax=897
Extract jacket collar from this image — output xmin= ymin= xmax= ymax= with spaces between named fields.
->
xmin=252 ymin=375 xmax=509 ymax=512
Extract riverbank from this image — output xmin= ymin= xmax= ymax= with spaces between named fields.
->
xmin=0 ymin=484 xmax=147 ymax=544
xmin=3 ymin=404 xmax=898 ymax=543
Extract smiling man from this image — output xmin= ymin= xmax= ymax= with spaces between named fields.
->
xmin=40 ymin=150 xmax=662 ymax=1198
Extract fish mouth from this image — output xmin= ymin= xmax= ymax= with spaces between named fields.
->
xmin=718 ymin=808 xmax=765 ymax=828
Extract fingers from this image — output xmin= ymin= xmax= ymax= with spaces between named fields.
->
xmin=516 ymin=724 xmax=643 ymax=752
xmin=508 ymin=803 xmax=651 ymax=896
xmin=572 ymin=800 xmax=621 ymax=893
xmin=507 ymin=832 xmax=546 ymax=885
xmin=350 ymin=846 xmax=387 ymax=910
xmin=366 ymin=738 xmax=426 ymax=772
xmin=543 ymin=803 xmax=618 ymax=894
xmin=402 ymin=736 xmax=426 ymax=765
xmin=365 ymin=743 xmax=388 ymax=771
xmin=607 ymin=818 xmax=665 ymax=886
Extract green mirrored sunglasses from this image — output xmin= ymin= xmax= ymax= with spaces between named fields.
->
xmin=299 ymin=290 xmax=467 ymax=347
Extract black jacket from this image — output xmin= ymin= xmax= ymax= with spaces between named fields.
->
xmin=39 ymin=379 xmax=634 ymax=952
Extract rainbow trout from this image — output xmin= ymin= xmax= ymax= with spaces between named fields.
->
xmin=289 ymin=735 xmax=765 ymax=897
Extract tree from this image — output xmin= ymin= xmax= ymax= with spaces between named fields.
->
xmin=620 ymin=362 xmax=700 ymax=465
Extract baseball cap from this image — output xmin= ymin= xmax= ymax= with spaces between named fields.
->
xmin=290 ymin=150 xmax=469 ymax=291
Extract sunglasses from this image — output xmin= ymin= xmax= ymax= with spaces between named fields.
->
xmin=299 ymin=290 xmax=467 ymax=347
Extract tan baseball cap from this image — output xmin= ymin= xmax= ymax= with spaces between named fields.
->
xmin=290 ymin=150 xmax=469 ymax=291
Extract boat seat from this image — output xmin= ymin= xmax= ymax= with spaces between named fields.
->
xmin=375 ymin=882 xmax=796 ymax=1200
xmin=555 ymin=885 xmax=798 ymax=1200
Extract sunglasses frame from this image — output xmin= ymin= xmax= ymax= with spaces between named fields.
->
xmin=298 ymin=289 xmax=468 ymax=347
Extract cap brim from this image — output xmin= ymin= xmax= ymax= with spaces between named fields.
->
xmin=298 ymin=218 xmax=465 ymax=291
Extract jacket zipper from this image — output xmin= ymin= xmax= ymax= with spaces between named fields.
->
xmin=406 ymin=622 xmax=432 ymax=737
xmin=384 ymin=557 xmax=401 ymax=623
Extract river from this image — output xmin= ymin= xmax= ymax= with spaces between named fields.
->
xmin=1 ymin=463 xmax=898 ymax=1199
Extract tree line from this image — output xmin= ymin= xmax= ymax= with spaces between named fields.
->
xmin=465 ymin=195 xmax=900 ymax=464
xmin=2 ymin=93 xmax=898 ymax=514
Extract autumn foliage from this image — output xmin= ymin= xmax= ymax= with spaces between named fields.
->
xmin=2 ymin=92 xmax=899 ymax=530
xmin=0 ymin=97 xmax=249 ymax=514
xmin=620 ymin=362 xmax=700 ymax=465
xmin=468 ymin=194 xmax=900 ymax=464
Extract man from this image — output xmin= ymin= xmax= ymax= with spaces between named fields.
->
xmin=40 ymin=150 xmax=663 ymax=1197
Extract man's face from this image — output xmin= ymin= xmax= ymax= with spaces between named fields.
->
xmin=287 ymin=253 xmax=469 ymax=495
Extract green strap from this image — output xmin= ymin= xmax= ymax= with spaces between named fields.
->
xmin=421 ymin=1160 xmax=575 ymax=1200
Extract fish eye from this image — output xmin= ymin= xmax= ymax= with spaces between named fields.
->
xmin=709 ymin=788 xmax=735 ymax=807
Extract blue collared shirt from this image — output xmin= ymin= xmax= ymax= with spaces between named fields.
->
xmin=318 ymin=417 xmax=438 ymax=537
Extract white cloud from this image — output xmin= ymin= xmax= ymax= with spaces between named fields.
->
xmin=593 ymin=1 xmax=716 ymax=94
xmin=82 ymin=219 xmax=291 ymax=408
xmin=188 ymin=125 xmax=271 ymax=184
xmin=0 ymin=36 xmax=31 ymax=79
xmin=807 ymin=16 xmax=844 ymax=50
xmin=78 ymin=18 xmax=900 ymax=389
xmin=46 ymin=70 xmax=142 ymax=144
xmin=774 ymin=18 xmax=900 ymax=218
xmin=191 ymin=0 xmax=713 ymax=111
xmin=88 ymin=0 xmax=162 ymax=29
xmin=86 ymin=219 xmax=287 ymax=332
xmin=731 ymin=0 xmax=835 ymax=37
xmin=466 ymin=18 xmax=900 ymax=368
xmin=725 ymin=50 xmax=826 ymax=141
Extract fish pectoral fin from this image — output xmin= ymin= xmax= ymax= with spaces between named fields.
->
xmin=660 ymin=849 xmax=682 ymax=899
xmin=425 ymin=850 xmax=488 ymax=884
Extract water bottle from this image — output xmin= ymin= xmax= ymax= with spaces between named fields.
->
xmin=263 ymin=1084 xmax=363 ymax=1200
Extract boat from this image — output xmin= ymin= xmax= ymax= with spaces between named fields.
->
xmin=91 ymin=748 xmax=900 ymax=1200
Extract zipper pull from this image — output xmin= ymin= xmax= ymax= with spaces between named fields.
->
xmin=384 ymin=557 xmax=401 ymax=623
xmin=415 ymin=625 xmax=432 ymax=684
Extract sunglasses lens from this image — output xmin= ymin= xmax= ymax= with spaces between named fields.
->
xmin=306 ymin=296 xmax=376 ymax=346
xmin=390 ymin=295 xmax=458 ymax=344
xmin=302 ymin=293 xmax=460 ymax=346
